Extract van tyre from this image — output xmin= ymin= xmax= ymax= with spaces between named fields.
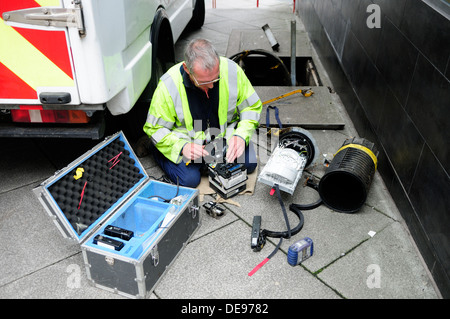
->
xmin=189 ymin=0 xmax=205 ymax=30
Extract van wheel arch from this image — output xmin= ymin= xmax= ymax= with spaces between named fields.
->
xmin=118 ymin=8 xmax=175 ymax=141
xmin=150 ymin=7 xmax=175 ymax=91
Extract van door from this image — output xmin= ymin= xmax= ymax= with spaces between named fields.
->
xmin=0 ymin=0 xmax=81 ymax=106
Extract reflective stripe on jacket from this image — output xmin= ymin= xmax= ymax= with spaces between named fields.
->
xmin=143 ymin=57 xmax=262 ymax=164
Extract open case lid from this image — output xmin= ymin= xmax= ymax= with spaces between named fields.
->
xmin=33 ymin=131 xmax=148 ymax=243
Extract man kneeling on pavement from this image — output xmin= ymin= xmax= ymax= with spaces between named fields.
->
xmin=143 ymin=38 xmax=262 ymax=188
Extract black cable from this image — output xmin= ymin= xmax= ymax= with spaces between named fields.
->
xmin=147 ymin=176 xmax=179 ymax=203
xmin=248 ymin=184 xmax=288 ymax=276
xmin=268 ymin=238 xmax=283 ymax=259
xmin=289 ymin=199 xmax=322 ymax=211
xmin=249 ymin=178 xmax=321 ymax=276
xmin=264 ymin=185 xmax=290 ymax=260
xmin=261 ymin=187 xmax=305 ymax=240
xmin=289 ymin=177 xmax=323 ymax=211
xmin=275 ymin=184 xmax=291 ymax=239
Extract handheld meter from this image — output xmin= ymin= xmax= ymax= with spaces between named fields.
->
xmin=287 ymin=237 xmax=313 ymax=266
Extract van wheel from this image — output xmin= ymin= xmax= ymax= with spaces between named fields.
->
xmin=189 ymin=0 xmax=205 ymax=29
xmin=149 ymin=54 xmax=168 ymax=92
xmin=150 ymin=8 xmax=175 ymax=88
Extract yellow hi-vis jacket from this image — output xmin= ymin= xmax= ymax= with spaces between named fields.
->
xmin=143 ymin=57 xmax=262 ymax=164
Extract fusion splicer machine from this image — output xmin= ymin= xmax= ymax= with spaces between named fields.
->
xmin=205 ymin=138 xmax=247 ymax=199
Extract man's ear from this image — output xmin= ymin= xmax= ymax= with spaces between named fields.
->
xmin=182 ymin=63 xmax=189 ymax=73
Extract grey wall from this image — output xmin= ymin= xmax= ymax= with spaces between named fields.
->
xmin=296 ymin=0 xmax=450 ymax=297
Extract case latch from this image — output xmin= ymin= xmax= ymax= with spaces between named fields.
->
xmin=150 ymin=245 xmax=159 ymax=267
xmin=105 ymin=256 xmax=115 ymax=266
xmin=189 ymin=205 xmax=199 ymax=219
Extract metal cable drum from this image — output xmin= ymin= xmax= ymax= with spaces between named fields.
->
xmin=318 ymin=137 xmax=378 ymax=214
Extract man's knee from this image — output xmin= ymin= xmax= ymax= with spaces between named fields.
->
xmin=246 ymin=162 xmax=257 ymax=175
xmin=177 ymin=170 xmax=201 ymax=188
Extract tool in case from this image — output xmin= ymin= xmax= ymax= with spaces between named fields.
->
xmin=33 ymin=131 xmax=200 ymax=298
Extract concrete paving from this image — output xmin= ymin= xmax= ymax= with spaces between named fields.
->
xmin=0 ymin=0 xmax=441 ymax=301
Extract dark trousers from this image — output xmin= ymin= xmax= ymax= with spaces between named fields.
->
xmin=150 ymin=141 xmax=257 ymax=188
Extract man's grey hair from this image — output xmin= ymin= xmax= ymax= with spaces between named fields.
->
xmin=184 ymin=39 xmax=220 ymax=73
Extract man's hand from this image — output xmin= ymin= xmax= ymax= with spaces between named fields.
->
xmin=226 ymin=136 xmax=245 ymax=163
xmin=182 ymin=143 xmax=209 ymax=162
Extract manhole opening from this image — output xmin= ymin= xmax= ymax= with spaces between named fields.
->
xmin=233 ymin=55 xmax=322 ymax=87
